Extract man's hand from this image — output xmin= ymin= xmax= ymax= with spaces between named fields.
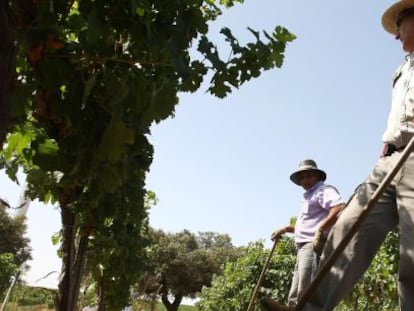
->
xmin=313 ymin=227 xmax=326 ymax=254
xmin=271 ymin=227 xmax=286 ymax=241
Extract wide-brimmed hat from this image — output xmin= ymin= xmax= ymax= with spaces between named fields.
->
xmin=290 ymin=159 xmax=326 ymax=186
xmin=382 ymin=0 xmax=414 ymax=35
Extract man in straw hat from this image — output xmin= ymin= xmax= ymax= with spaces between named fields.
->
xmin=270 ymin=159 xmax=345 ymax=308
xmin=262 ymin=1 xmax=414 ymax=310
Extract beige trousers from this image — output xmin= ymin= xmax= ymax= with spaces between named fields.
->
xmin=305 ymin=150 xmax=414 ymax=311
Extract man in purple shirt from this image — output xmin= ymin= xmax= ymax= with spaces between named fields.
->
xmin=270 ymin=159 xmax=345 ymax=307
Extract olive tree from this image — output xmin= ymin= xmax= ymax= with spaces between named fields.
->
xmin=136 ymin=229 xmax=243 ymax=311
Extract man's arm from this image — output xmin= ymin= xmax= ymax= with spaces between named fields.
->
xmin=271 ymin=224 xmax=294 ymax=241
xmin=318 ymin=203 xmax=346 ymax=231
xmin=313 ymin=203 xmax=345 ymax=253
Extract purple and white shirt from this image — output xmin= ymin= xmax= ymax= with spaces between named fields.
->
xmin=294 ymin=181 xmax=344 ymax=244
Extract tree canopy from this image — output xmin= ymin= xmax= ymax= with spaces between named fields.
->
xmin=137 ymin=229 xmax=243 ymax=311
xmin=1 ymin=0 xmax=295 ymax=309
xmin=0 ymin=201 xmax=31 ymax=295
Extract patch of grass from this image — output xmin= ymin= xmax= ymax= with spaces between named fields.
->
xmin=0 ymin=302 xmax=54 ymax=310
xmin=132 ymin=300 xmax=197 ymax=311
xmin=3 ymin=285 xmax=198 ymax=311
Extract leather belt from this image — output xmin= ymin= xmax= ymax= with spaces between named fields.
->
xmin=382 ymin=144 xmax=406 ymax=157
xmin=296 ymin=242 xmax=311 ymax=249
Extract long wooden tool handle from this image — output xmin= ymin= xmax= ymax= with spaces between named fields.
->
xmin=246 ymin=237 xmax=279 ymax=311
xmin=295 ymin=136 xmax=414 ymax=310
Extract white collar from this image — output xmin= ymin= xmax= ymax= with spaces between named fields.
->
xmin=405 ymin=51 xmax=414 ymax=61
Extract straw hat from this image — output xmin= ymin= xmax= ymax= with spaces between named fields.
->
xmin=382 ymin=0 xmax=414 ymax=35
xmin=289 ymin=159 xmax=326 ymax=186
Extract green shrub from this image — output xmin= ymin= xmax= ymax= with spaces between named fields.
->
xmin=13 ymin=285 xmax=56 ymax=307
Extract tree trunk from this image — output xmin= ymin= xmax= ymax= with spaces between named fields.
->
xmin=161 ymin=293 xmax=183 ymax=311
xmin=0 ymin=0 xmax=14 ymax=147
xmin=97 ymin=280 xmax=106 ymax=311
xmin=56 ymin=200 xmax=89 ymax=311
xmin=69 ymin=235 xmax=88 ymax=310
xmin=56 ymin=205 xmax=76 ymax=311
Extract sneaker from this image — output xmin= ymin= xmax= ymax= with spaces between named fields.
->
xmin=261 ymin=297 xmax=294 ymax=311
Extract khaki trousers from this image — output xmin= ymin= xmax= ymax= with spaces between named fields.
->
xmin=305 ymin=150 xmax=414 ymax=311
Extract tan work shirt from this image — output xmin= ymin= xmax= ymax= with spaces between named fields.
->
xmin=383 ymin=52 xmax=414 ymax=148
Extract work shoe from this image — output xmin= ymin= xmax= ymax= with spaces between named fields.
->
xmin=261 ymin=297 xmax=293 ymax=311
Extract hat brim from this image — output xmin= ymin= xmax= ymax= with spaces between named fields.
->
xmin=382 ymin=0 xmax=414 ymax=35
xmin=290 ymin=169 xmax=326 ymax=186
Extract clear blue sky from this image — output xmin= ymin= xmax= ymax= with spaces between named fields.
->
xmin=0 ymin=0 xmax=403 ymax=288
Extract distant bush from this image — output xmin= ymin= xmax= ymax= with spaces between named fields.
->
xmin=0 ymin=253 xmax=18 ymax=295
xmin=13 ymin=285 xmax=56 ymax=308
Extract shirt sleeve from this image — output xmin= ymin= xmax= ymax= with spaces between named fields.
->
xmin=317 ymin=185 xmax=345 ymax=210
